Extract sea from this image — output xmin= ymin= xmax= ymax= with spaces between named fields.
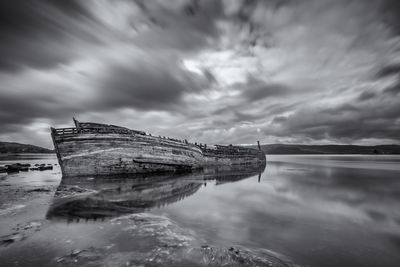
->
xmin=0 ymin=154 xmax=399 ymax=267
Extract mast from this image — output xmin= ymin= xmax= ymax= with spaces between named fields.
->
xmin=73 ymin=117 xmax=80 ymax=129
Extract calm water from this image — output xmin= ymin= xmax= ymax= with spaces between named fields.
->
xmin=1 ymin=154 xmax=400 ymax=266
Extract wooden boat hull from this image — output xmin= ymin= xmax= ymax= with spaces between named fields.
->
xmin=52 ymin=132 xmax=204 ymax=177
xmin=51 ymin=119 xmax=266 ymax=177
xmin=203 ymin=148 xmax=265 ymax=166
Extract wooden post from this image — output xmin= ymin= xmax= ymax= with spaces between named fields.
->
xmin=257 ymin=141 xmax=261 ymax=151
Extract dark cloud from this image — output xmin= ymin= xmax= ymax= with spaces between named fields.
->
xmin=376 ymin=63 xmax=400 ymax=96
xmin=383 ymin=84 xmax=400 ymax=95
xmin=239 ymin=76 xmax=291 ymax=102
xmin=0 ymin=0 xmax=103 ymax=71
xmin=202 ymin=69 xmax=218 ymax=85
xmin=379 ymin=0 xmax=400 ymax=35
xmin=94 ymin=59 xmax=207 ymax=111
xmin=0 ymin=85 xmax=88 ymax=135
xmin=266 ymin=99 xmax=400 ymax=142
xmin=324 ymin=103 xmax=359 ymax=113
xmin=358 ymin=91 xmax=376 ymax=101
xmin=375 ymin=64 xmax=400 ymax=78
xmin=132 ymin=0 xmax=224 ymax=52
xmin=272 ymin=116 xmax=288 ymax=124
xmin=233 ymin=111 xmax=263 ymax=123
xmin=232 ymin=0 xmax=292 ymax=27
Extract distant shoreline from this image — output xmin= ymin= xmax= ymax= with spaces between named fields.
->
xmin=0 ymin=141 xmax=54 ymax=154
xmin=2 ymin=141 xmax=400 ymax=155
xmin=248 ymin=144 xmax=400 ymax=155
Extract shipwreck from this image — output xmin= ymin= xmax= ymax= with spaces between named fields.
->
xmin=51 ymin=118 xmax=266 ymax=177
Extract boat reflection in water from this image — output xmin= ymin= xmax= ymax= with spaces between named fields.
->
xmin=46 ymin=163 xmax=266 ymax=221
xmin=43 ymin=163 xmax=298 ymax=267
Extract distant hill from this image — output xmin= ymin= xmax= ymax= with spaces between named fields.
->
xmin=248 ymin=144 xmax=400 ymax=154
xmin=0 ymin=141 xmax=53 ymax=154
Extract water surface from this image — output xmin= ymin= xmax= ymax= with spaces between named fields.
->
xmin=1 ymin=154 xmax=400 ymax=267
xmin=156 ymin=155 xmax=400 ymax=267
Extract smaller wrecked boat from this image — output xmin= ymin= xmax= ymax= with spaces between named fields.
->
xmin=51 ymin=118 xmax=266 ymax=177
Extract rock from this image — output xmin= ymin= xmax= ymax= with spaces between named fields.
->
xmin=20 ymin=221 xmax=42 ymax=231
xmin=27 ymin=188 xmax=51 ymax=193
xmin=0 ymin=233 xmax=25 ymax=247
xmin=5 ymin=163 xmax=31 ymax=172
xmin=5 ymin=164 xmax=20 ymax=173
xmin=39 ymin=165 xmax=53 ymax=171
xmin=71 ymin=249 xmax=85 ymax=256
xmin=0 ymin=166 xmax=7 ymax=173
xmin=19 ymin=163 xmax=31 ymax=168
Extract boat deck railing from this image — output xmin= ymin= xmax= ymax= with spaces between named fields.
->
xmin=51 ymin=127 xmax=195 ymax=146
xmin=52 ymin=127 xmax=146 ymax=136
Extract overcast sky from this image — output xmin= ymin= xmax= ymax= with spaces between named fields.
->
xmin=1 ymin=0 xmax=400 ymax=148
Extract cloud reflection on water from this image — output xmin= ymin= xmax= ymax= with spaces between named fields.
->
xmin=157 ymin=155 xmax=400 ymax=267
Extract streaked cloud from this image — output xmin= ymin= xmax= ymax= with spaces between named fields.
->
xmin=0 ymin=0 xmax=400 ymax=147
